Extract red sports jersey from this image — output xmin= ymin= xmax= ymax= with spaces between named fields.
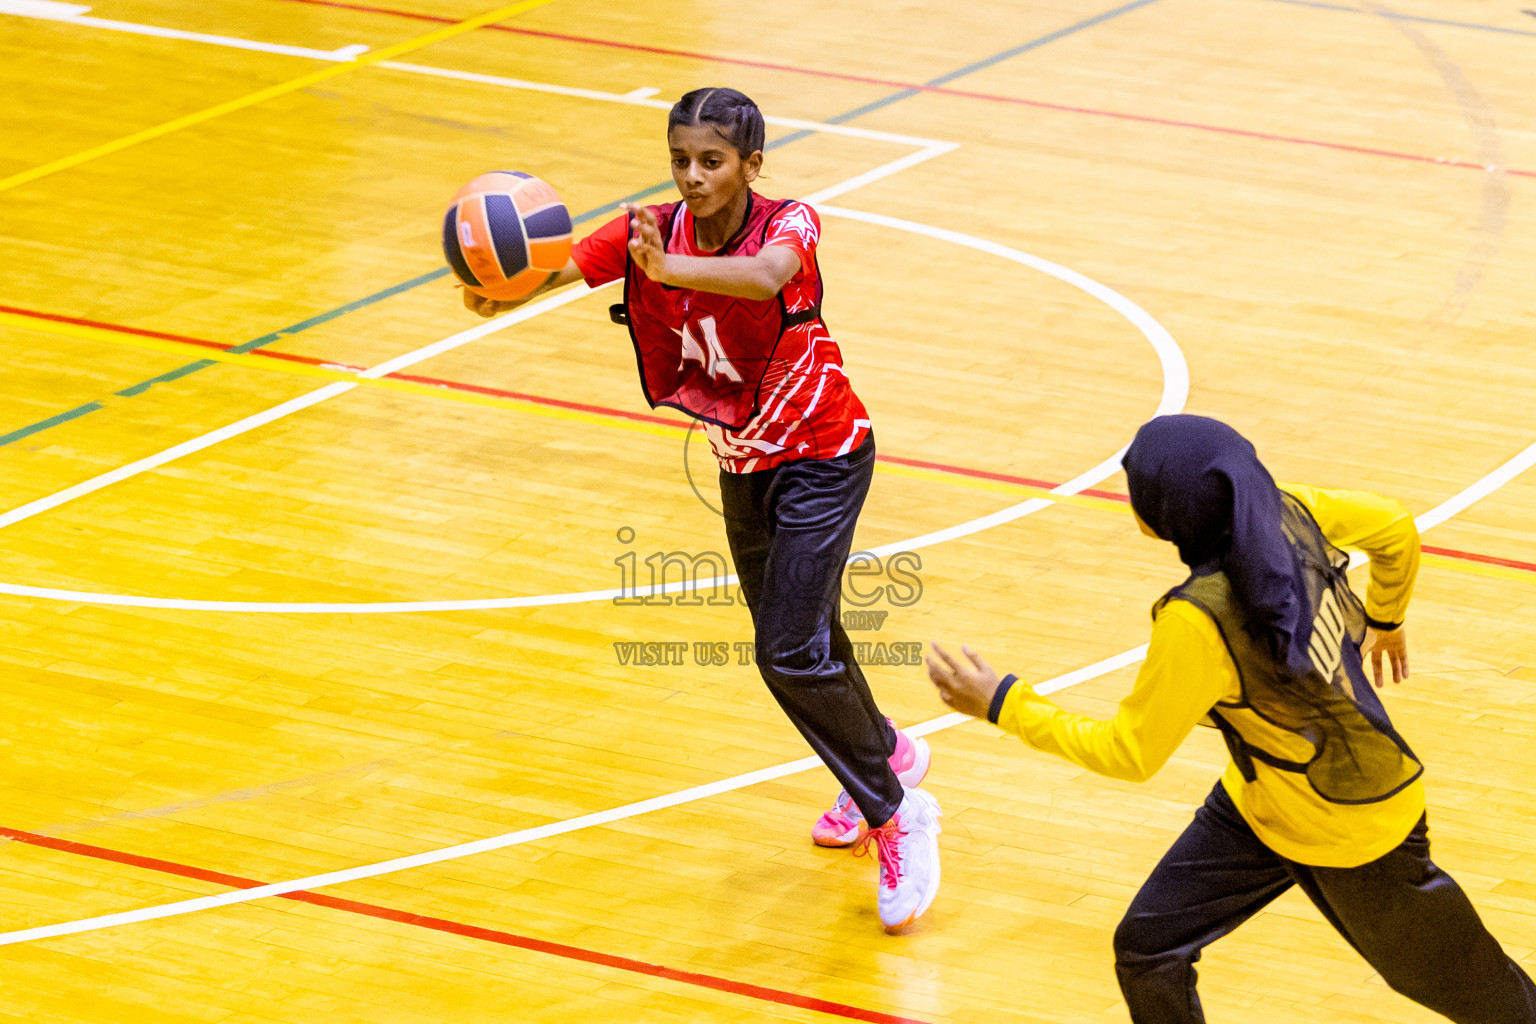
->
xmin=572 ymin=195 xmax=871 ymax=473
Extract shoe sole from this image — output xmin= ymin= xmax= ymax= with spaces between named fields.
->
xmin=884 ymin=822 xmax=940 ymax=939
xmin=812 ymin=822 xmax=866 ymax=848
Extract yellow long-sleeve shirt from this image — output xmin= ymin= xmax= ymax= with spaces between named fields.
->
xmin=993 ymin=483 xmax=1424 ymax=867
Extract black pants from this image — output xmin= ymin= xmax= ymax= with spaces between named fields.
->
xmin=1115 ymin=781 xmax=1536 ymax=1023
xmin=719 ymin=434 xmax=903 ymax=828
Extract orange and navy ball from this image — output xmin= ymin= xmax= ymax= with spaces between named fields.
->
xmin=442 ymin=171 xmax=573 ymax=301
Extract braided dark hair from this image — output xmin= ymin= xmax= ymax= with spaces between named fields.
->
xmin=668 ymin=87 xmax=766 ymax=159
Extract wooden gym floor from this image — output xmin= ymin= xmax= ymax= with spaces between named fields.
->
xmin=1 ymin=0 xmax=1534 ymax=1020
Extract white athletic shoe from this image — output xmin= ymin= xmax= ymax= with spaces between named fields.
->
xmin=856 ymin=787 xmax=941 ymax=934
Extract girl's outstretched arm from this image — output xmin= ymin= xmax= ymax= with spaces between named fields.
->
xmin=462 ymin=258 xmax=586 ymax=318
xmin=927 ymin=608 xmax=1232 ymax=784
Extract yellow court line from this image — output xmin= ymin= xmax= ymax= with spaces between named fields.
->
xmin=1421 ymin=552 xmax=1536 ymax=585
xmin=0 ymin=0 xmax=558 ymax=194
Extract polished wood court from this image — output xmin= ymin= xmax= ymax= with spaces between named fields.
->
xmin=1 ymin=0 xmax=1534 ymax=1021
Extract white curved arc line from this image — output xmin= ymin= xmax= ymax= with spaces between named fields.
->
xmin=817 ymin=204 xmax=1188 ymax=556
xmin=1413 ymin=437 xmax=1536 ymax=533
xmin=1340 ymin=439 xmax=1536 ymax=574
xmin=0 ymin=210 xmax=1186 ymax=612
xmin=2 ymin=432 xmax=1532 ymax=948
xmin=0 ymin=649 xmax=1143 ymax=949
xmin=814 ymin=204 xmax=1191 ymax=425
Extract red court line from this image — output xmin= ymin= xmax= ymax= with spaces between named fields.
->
xmin=0 ymin=824 xmax=932 ymax=1024
xmin=5 ymin=306 xmax=1117 ymax=495
xmin=0 ymin=304 xmax=688 ymax=430
xmin=1423 ymin=544 xmax=1536 ymax=574
xmin=9 ymin=303 xmax=1536 ymax=577
xmin=876 ymin=453 xmax=1129 ymax=502
xmin=268 ymin=0 xmax=1536 ymax=180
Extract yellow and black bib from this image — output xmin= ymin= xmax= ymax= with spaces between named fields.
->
xmin=1156 ymin=493 xmax=1423 ymax=805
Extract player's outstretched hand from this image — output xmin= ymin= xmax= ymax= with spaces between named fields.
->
xmin=1361 ymin=625 xmax=1409 ymax=688
xmin=461 ymin=284 xmax=524 ymax=318
xmin=623 ymin=203 xmax=669 ymax=283
xmin=926 ymin=642 xmax=1003 ymax=720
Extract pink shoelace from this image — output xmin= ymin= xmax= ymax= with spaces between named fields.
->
xmin=854 ymin=822 xmax=902 ymax=887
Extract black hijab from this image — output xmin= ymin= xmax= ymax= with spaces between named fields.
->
xmin=1123 ymin=415 xmax=1308 ymax=678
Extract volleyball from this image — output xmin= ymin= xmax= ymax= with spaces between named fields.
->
xmin=442 ymin=170 xmax=573 ymax=301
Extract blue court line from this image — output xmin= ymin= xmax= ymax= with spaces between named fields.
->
xmin=1258 ymin=0 xmax=1536 ymax=38
xmin=1 ymin=0 xmax=1162 ymax=448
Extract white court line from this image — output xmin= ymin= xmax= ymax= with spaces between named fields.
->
xmin=65 ymin=17 xmax=368 ymax=62
xmin=0 ymin=0 xmax=1186 ymax=942
xmin=2 ymin=431 xmax=1532 ymax=949
xmin=0 ymin=0 xmax=963 ymax=551
xmin=0 ymin=203 xmax=1175 ymax=611
xmin=0 ymin=283 xmax=599 ymax=533
xmin=1 ymin=0 xmax=1528 ymax=951
xmin=0 ymin=647 xmax=1144 ymax=948
xmin=0 ymin=100 xmax=956 ymax=544
xmin=0 ymin=0 xmax=87 ymax=16
xmin=819 ymin=203 xmax=1186 ymax=555
xmin=378 ymin=61 xmax=953 ymax=150
xmin=1414 ymin=438 xmax=1536 ymax=532
xmin=0 ymin=5 xmax=959 ymax=548
xmin=0 ymin=0 xmax=370 ymax=60
xmin=0 ymin=3 xmax=952 ymax=153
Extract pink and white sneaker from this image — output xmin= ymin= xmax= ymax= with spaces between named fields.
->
xmin=856 ymin=787 xmax=942 ymax=934
xmin=811 ymin=789 xmax=867 ymax=847
xmin=811 ymin=721 xmax=931 ymax=848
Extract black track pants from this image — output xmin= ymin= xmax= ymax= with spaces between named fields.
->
xmin=719 ymin=434 xmax=902 ymax=827
xmin=1114 ymin=781 xmax=1536 ymax=1023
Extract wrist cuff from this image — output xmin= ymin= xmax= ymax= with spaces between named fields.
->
xmin=988 ymin=673 xmax=1019 ymax=724
xmin=1365 ymin=615 xmax=1403 ymax=631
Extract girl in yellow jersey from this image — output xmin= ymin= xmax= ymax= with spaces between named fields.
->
xmin=926 ymin=415 xmax=1536 ymax=1024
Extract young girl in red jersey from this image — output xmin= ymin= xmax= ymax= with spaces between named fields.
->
xmin=462 ymin=87 xmax=941 ymax=933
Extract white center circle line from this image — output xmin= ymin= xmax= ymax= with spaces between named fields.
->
xmin=2 ymin=435 xmax=1533 ymax=949
xmin=0 ymin=208 xmax=1188 ymax=613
